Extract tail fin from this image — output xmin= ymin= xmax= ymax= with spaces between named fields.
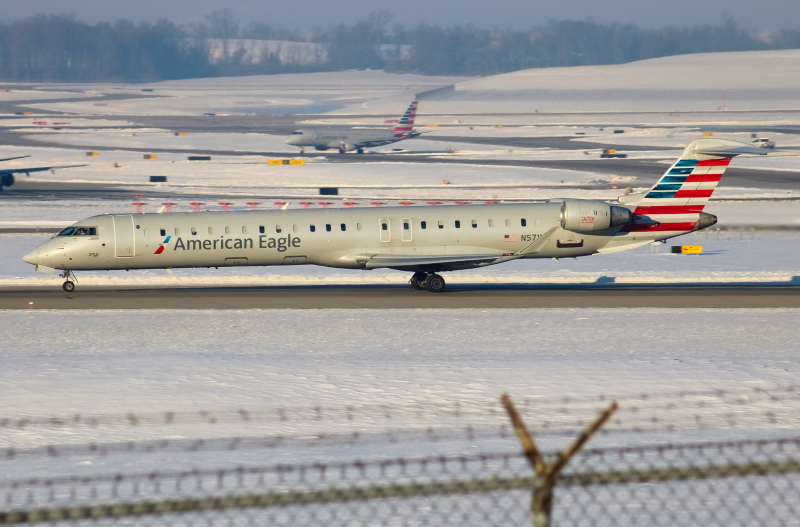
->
xmin=620 ymin=138 xmax=765 ymax=233
xmin=393 ymin=101 xmax=418 ymax=138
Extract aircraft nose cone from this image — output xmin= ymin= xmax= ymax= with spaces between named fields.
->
xmin=22 ymin=248 xmax=38 ymax=266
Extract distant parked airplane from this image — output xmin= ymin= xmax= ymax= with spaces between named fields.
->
xmin=23 ymin=138 xmax=765 ymax=293
xmin=0 ymin=155 xmax=87 ymax=191
xmin=285 ymin=101 xmax=423 ymax=154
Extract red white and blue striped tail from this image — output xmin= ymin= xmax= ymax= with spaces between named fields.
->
xmin=393 ymin=101 xmax=418 ymax=138
xmin=621 ymin=139 xmax=765 ymax=234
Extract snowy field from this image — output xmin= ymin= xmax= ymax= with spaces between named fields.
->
xmin=1 ymin=307 xmax=799 ymax=481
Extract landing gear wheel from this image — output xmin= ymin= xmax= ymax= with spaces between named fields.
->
xmin=338 ymin=147 xmax=346 ymax=154
xmin=424 ymin=273 xmax=445 ymax=293
xmin=62 ymin=281 xmax=75 ymax=293
xmin=410 ymin=272 xmax=427 ymax=290
xmin=357 ymin=148 xmax=364 ymax=154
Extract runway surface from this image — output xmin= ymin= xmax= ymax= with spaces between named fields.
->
xmin=2 ymin=284 xmax=798 ymax=309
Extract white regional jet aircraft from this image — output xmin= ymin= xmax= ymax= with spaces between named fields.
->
xmin=23 ymin=138 xmax=763 ymax=293
xmin=284 ymin=101 xmax=422 ymax=154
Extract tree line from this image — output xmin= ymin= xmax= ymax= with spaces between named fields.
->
xmin=1 ymin=11 xmax=799 ymax=82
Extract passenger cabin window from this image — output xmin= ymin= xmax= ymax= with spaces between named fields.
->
xmin=471 ymin=220 xmax=477 ymax=228
xmin=403 ymin=221 xmax=410 ymax=230
xmin=276 ymin=225 xmax=282 ymax=233
xmin=505 ymin=219 xmax=510 ymax=227
xmin=326 ymin=224 xmax=332 ymax=232
xmin=521 ymin=219 xmax=527 ymax=227
xmin=438 ymin=220 xmax=444 ymax=229
xmin=455 ymin=220 xmax=461 ymax=229
xmin=208 ymin=227 xmax=214 ymax=235
xmin=293 ymin=224 xmax=298 ymax=232
xmin=175 ymin=227 xmax=180 ymax=236
xmin=488 ymin=219 xmax=494 ymax=227
xmin=57 ymin=226 xmax=97 ymax=236
xmin=191 ymin=227 xmax=197 ymax=235
xmin=357 ymin=223 xmax=362 ymax=231
xmin=259 ymin=226 xmax=265 ymax=234
xmin=225 ymin=226 xmax=230 ymax=234
xmin=242 ymin=226 xmax=248 ymax=234
xmin=160 ymin=228 xmax=166 ymax=236
xmin=421 ymin=221 xmax=427 ymax=229
xmin=381 ymin=223 xmax=388 ymax=231
xmin=310 ymin=224 xmax=316 ymax=232
xmin=341 ymin=223 xmax=346 ymax=232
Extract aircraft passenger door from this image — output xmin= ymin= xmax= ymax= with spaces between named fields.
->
xmin=112 ymin=215 xmax=136 ymax=258
xmin=401 ymin=218 xmax=412 ymax=242
xmin=379 ymin=219 xmax=390 ymax=242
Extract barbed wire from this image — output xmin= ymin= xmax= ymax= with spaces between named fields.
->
xmin=4 ymin=403 xmax=800 ymax=464
xmin=1 ymin=385 xmax=798 ymax=432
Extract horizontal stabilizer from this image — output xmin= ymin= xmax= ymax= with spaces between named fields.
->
xmin=692 ymin=140 xmax=767 ymax=157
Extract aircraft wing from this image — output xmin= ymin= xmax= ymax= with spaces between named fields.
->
xmin=362 ymin=253 xmax=509 ymax=270
xmin=0 ymin=155 xmax=32 ymax=163
xmin=354 ymin=139 xmax=397 ymax=148
xmin=341 ymin=228 xmax=558 ymax=271
xmin=0 ymin=163 xmax=88 ymax=176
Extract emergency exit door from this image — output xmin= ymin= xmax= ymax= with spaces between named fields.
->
xmin=113 ymin=215 xmax=135 ymax=257
xmin=379 ymin=219 xmax=390 ymax=242
xmin=401 ymin=218 xmax=412 ymax=242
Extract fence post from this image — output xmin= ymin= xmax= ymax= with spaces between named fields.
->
xmin=502 ymin=394 xmax=618 ymax=527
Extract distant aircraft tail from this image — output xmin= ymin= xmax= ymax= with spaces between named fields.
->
xmin=393 ymin=101 xmax=418 ymax=138
xmin=619 ymin=138 xmax=765 ymax=233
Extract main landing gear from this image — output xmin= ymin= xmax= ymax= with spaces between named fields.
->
xmin=410 ymin=272 xmax=446 ymax=293
xmin=61 ymin=270 xmax=76 ymax=292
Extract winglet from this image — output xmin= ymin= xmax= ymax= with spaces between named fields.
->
xmin=281 ymin=202 xmax=290 ymax=211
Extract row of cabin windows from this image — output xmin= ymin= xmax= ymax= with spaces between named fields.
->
xmin=420 ymin=218 xmax=533 ymax=229
xmin=155 ymin=219 xmax=536 ymax=237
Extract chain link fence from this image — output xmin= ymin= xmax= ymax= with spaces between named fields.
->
xmin=3 ymin=386 xmax=800 ymax=526
xmin=2 ymin=437 xmax=800 ymax=526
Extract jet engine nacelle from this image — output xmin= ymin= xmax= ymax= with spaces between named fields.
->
xmin=560 ymin=199 xmax=632 ymax=232
xmin=327 ymin=142 xmax=357 ymax=152
xmin=0 ymin=173 xmax=14 ymax=187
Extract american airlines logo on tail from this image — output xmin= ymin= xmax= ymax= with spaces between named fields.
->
xmin=620 ymin=138 xmax=763 ymax=234
xmin=393 ymin=101 xmax=417 ymax=138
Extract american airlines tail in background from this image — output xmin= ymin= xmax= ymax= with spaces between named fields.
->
xmin=22 ymin=139 xmax=765 ymax=293
xmin=284 ymin=101 xmax=422 ymax=154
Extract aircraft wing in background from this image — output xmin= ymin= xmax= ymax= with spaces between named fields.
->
xmin=0 ymin=162 xmax=88 ymax=189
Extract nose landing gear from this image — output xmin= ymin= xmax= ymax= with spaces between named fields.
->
xmin=60 ymin=270 xmax=76 ymax=292
xmin=409 ymin=272 xmax=446 ymax=293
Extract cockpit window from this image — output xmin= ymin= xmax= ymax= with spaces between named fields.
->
xmin=58 ymin=226 xmax=97 ymax=236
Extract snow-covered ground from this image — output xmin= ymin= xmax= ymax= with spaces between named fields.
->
xmin=1 ymin=308 xmax=799 ymax=475
xmin=7 ymin=71 xmax=467 ymax=116
xmin=347 ymin=50 xmax=800 ymax=118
